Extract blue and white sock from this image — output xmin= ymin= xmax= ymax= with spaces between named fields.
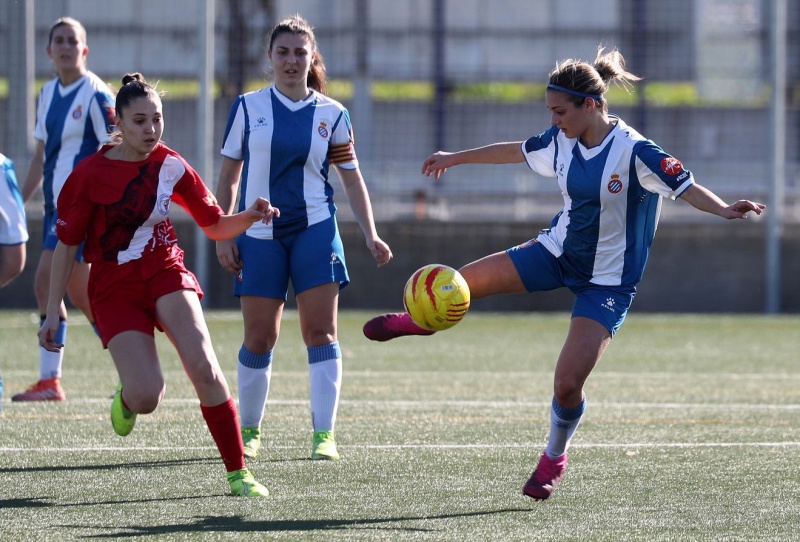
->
xmin=237 ymin=345 xmax=273 ymax=429
xmin=308 ymin=341 xmax=342 ymax=432
xmin=544 ymin=394 xmax=586 ymax=459
xmin=40 ymin=317 xmax=67 ymax=380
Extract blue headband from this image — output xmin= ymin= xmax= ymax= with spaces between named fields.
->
xmin=547 ymin=84 xmax=603 ymax=100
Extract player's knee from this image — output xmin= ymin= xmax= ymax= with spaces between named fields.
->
xmin=553 ymin=377 xmax=583 ymax=406
xmin=124 ymin=383 xmax=165 ymax=414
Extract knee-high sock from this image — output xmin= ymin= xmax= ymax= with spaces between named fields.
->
xmin=308 ymin=342 xmax=342 ymax=432
xmin=40 ymin=317 xmax=67 ymax=380
xmin=544 ymin=395 xmax=586 ymax=459
xmin=200 ymin=397 xmax=246 ymax=472
xmin=237 ymin=346 xmax=272 ymax=429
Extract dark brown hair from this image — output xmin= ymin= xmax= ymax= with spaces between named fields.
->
xmin=48 ymin=17 xmax=87 ymax=45
xmin=267 ymin=15 xmax=327 ymax=95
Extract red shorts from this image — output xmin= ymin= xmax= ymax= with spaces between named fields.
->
xmin=88 ymin=244 xmax=204 ymax=348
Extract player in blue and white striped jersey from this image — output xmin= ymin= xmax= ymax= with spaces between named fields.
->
xmin=216 ymin=15 xmax=392 ymax=462
xmin=14 ymin=17 xmax=115 ymax=403
xmin=0 ymin=152 xmax=27 ymax=288
xmin=363 ymin=46 xmax=765 ymax=501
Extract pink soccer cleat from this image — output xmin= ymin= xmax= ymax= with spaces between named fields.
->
xmin=523 ymin=452 xmax=568 ymax=501
xmin=362 ymin=313 xmax=436 ymax=342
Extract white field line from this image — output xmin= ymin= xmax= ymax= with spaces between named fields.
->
xmin=0 ymin=442 xmax=798 ymax=454
xmin=25 ymin=397 xmax=800 ymax=410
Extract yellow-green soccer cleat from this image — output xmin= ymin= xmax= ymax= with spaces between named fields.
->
xmin=241 ymin=426 xmax=261 ymax=459
xmin=227 ymin=468 xmax=269 ymax=497
xmin=110 ymin=382 xmax=137 ymax=437
xmin=311 ymin=430 xmax=340 ymax=460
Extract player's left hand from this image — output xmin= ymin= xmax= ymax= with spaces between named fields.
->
xmin=723 ymin=200 xmax=766 ymax=219
xmin=248 ymin=197 xmax=280 ymax=224
xmin=369 ymin=238 xmax=393 ymax=267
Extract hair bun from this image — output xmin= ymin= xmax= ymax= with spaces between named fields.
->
xmin=121 ymin=72 xmax=146 ymax=86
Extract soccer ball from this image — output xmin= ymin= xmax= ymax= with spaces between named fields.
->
xmin=403 ymin=264 xmax=470 ymax=331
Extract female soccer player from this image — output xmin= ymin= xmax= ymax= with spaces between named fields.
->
xmin=0 ymin=152 xmax=27 ymax=288
xmin=364 ymin=47 xmax=765 ymax=500
xmin=15 ymin=17 xmax=115 ymax=402
xmin=38 ymin=73 xmax=278 ymax=497
xmin=215 ymin=15 xmax=393 ymax=461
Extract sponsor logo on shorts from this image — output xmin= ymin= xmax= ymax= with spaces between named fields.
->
xmin=601 ymin=297 xmax=616 ymax=312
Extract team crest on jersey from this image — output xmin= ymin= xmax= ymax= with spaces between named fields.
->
xmin=72 ymin=105 xmax=83 ymax=120
xmin=660 ymin=156 xmax=683 ymax=175
xmin=607 ymin=174 xmax=623 ymax=194
xmin=157 ymin=193 xmax=171 ymax=215
xmin=318 ymin=121 xmax=329 ymax=139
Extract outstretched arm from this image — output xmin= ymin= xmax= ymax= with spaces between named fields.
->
xmin=202 ymin=197 xmax=280 ymax=241
xmin=679 ymin=184 xmax=765 ymax=220
xmin=422 ymin=142 xmax=525 ymax=180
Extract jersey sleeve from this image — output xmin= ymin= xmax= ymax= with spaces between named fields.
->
xmin=169 ymin=155 xmax=224 ymax=228
xmin=89 ymin=90 xmax=116 ymax=144
xmin=328 ymin=108 xmax=358 ymax=170
xmin=522 ymin=126 xmax=559 ymax=178
xmin=55 ymin=159 xmax=96 ymax=246
xmin=220 ymin=96 xmax=246 ymax=161
xmin=32 ymin=85 xmax=49 ymax=142
xmin=633 ymin=140 xmax=694 ymax=200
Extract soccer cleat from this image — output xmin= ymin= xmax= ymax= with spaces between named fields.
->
xmin=311 ymin=430 xmax=340 ymax=460
xmin=241 ymin=426 xmax=262 ymax=459
xmin=523 ymin=452 xmax=568 ymax=501
xmin=11 ymin=378 xmax=66 ymax=402
xmin=362 ymin=313 xmax=436 ymax=342
xmin=110 ymin=382 xmax=137 ymax=437
xmin=227 ymin=468 xmax=269 ymax=497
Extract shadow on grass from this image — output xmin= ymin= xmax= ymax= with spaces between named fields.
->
xmin=0 ymin=456 xmax=219 ymax=475
xmin=70 ymin=509 xmax=533 ymax=537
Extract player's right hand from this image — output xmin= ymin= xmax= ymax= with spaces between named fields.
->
xmin=38 ymin=314 xmax=64 ymax=352
xmin=216 ymin=238 xmax=242 ymax=275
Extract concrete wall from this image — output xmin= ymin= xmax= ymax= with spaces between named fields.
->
xmin=4 ymin=218 xmax=797 ymax=313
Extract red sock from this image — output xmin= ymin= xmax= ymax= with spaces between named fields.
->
xmin=200 ymin=397 xmax=245 ymax=472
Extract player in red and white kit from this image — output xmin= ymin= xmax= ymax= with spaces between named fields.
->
xmin=38 ymin=73 xmax=278 ymax=497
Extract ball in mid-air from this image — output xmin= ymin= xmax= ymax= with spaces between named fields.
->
xmin=403 ymin=264 xmax=470 ymax=331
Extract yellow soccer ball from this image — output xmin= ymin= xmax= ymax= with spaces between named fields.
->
xmin=403 ymin=264 xmax=470 ymax=331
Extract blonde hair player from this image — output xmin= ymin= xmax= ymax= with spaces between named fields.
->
xmin=364 ymin=46 xmax=765 ymax=501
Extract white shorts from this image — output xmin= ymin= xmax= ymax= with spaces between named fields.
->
xmin=0 ymin=158 xmax=28 ymax=245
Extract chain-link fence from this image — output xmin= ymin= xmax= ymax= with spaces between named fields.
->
xmin=1 ymin=0 xmax=796 ymax=311
xmin=2 ymin=0 xmax=797 ymax=223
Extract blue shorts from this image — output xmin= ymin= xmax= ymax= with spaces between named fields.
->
xmin=507 ymin=240 xmax=636 ymax=336
xmin=234 ymin=216 xmax=349 ymax=300
xmin=43 ymin=211 xmax=86 ymax=263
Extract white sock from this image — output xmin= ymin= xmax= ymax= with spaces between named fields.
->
xmin=544 ymin=395 xmax=586 ymax=459
xmin=308 ymin=342 xmax=342 ymax=432
xmin=236 ymin=346 xmax=273 ymax=429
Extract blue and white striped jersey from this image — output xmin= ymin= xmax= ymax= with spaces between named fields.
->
xmin=523 ymin=116 xmax=693 ymax=287
xmin=220 ymin=86 xmax=358 ymax=239
xmin=34 ymin=72 xmax=115 ymax=214
xmin=0 ymin=152 xmax=28 ymax=245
